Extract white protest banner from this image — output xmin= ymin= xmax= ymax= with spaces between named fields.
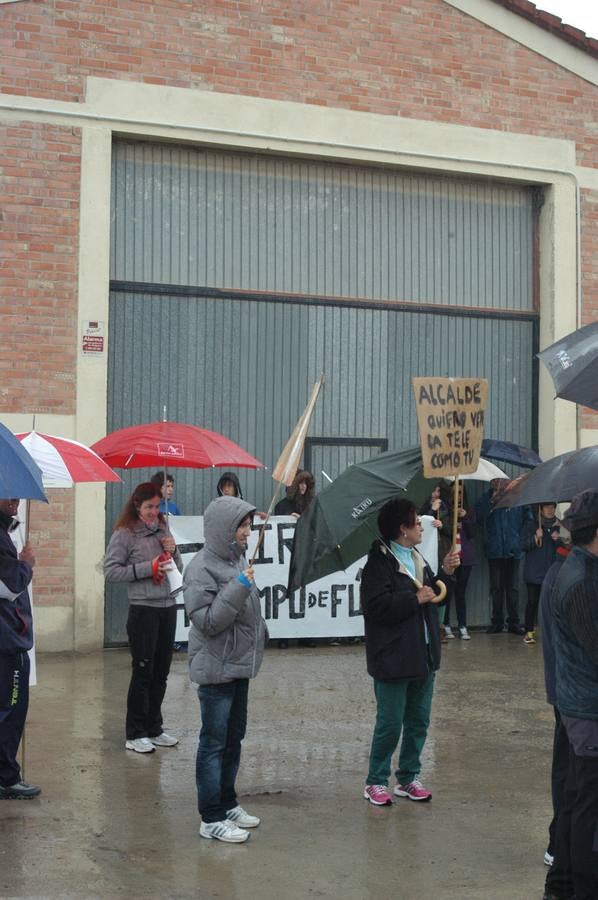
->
xmin=170 ymin=515 xmax=438 ymax=641
xmin=412 ymin=377 xmax=489 ymax=478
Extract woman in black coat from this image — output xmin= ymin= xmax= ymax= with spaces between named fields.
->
xmin=274 ymin=470 xmax=315 ymax=518
xmin=361 ymin=498 xmax=459 ymax=807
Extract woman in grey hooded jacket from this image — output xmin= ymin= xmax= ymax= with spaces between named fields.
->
xmin=184 ymin=495 xmax=267 ymax=843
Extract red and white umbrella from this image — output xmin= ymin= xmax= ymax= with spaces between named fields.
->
xmin=16 ymin=431 xmax=121 ymax=487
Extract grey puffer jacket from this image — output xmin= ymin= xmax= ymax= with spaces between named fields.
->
xmin=104 ymin=519 xmax=182 ymax=608
xmin=184 ymin=496 xmax=266 ymax=685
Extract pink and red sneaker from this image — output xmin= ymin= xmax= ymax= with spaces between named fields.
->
xmin=363 ymin=784 xmax=393 ymax=806
xmin=394 ymin=779 xmax=432 ymax=801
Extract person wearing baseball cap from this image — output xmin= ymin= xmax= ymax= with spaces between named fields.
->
xmin=543 ymin=489 xmax=598 ymax=900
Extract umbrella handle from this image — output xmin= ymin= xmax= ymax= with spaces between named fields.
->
xmin=412 ymin=577 xmax=447 ymax=604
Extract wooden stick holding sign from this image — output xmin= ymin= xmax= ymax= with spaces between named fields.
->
xmin=453 ymin=477 xmax=460 ymax=551
xmin=412 ymin=375 xmax=489 ymax=567
xmin=535 ymin=506 xmax=543 ymax=547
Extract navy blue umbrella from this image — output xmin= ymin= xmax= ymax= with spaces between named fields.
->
xmin=481 ymin=439 xmax=542 ymax=470
xmin=0 ymin=422 xmax=47 ymax=501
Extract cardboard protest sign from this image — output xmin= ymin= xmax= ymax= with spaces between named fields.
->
xmin=412 ymin=377 xmax=489 ymax=478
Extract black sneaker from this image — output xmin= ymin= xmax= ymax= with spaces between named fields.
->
xmin=485 ymin=625 xmax=503 ymax=634
xmin=508 ymin=625 xmax=526 ymax=636
xmin=0 ymin=780 xmax=41 ymax=799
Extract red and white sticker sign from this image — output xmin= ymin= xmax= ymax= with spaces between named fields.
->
xmin=157 ymin=442 xmax=185 ymax=458
xmin=81 ymin=320 xmax=105 ymax=357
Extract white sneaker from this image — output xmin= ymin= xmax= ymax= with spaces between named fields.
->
xmin=459 ymin=627 xmax=471 ymax=640
xmin=444 ymin=625 xmax=455 ymax=639
xmin=125 ymin=737 xmax=155 ymax=753
xmin=544 ymin=850 xmax=554 ymax=866
xmin=200 ymin=820 xmax=250 ymax=843
xmin=150 ymin=732 xmax=179 ymax=747
xmin=226 ymin=805 xmax=261 ymax=828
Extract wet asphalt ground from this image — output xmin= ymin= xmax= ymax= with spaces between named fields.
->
xmin=0 ymin=634 xmax=552 ymax=899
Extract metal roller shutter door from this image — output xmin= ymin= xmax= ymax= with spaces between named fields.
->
xmin=105 ymin=141 xmax=537 ymax=644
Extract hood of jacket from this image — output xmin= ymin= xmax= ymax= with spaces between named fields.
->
xmin=203 ymin=496 xmax=256 ymax=561
xmin=216 ymin=471 xmax=243 ymax=498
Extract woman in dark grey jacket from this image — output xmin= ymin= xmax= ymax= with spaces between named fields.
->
xmin=104 ymin=482 xmax=182 ymax=754
xmin=183 ymin=495 xmax=267 ymax=844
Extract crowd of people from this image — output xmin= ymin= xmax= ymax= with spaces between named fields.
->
xmin=1 ymin=466 xmax=598 ymax=895
xmin=418 ymin=478 xmax=567 ymax=647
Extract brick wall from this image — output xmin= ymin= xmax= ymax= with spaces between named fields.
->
xmin=0 ymin=121 xmax=80 ymax=415
xmin=0 ymin=120 xmax=80 ymax=615
xmin=1 ymin=0 xmax=597 ymax=167
xmin=27 ymin=490 xmax=75 ymax=609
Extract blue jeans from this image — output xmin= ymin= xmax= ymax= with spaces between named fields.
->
xmin=196 ymin=679 xmax=249 ymax=823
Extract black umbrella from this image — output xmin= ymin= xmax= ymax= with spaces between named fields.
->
xmin=286 ymin=446 xmax=425 ymax=595
xmin=538 ymin=321 xmax=598 ymax=411
xmin=481 ymin=439 xmax=541 ymax=470
xmin=494 ymin=445 xmax=598 ymax=509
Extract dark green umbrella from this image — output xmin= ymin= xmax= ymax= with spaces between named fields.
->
xmin=287 ymin=446 xmax=428 ymax=594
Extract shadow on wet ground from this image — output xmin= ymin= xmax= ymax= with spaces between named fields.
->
xmin=0 ymin=634 xmax=551 ymax=899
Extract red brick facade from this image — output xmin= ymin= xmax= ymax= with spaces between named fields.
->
xmin=0 ymin=1 xmax=597 ymax=165
xmin=28 ymin=491 xmax=75 ymax=609
xmin=0 ymin=120 xmax=80 ymax=414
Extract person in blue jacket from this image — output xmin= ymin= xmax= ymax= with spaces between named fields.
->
xmin=475 ymin=479 xmax=528 ymax=635
xmin=151 ymin=471 xmax=182 ymax=516
xmin=0 ymin=497 xmax=40 ymax=799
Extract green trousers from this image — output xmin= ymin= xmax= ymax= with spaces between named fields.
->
xmin=366 ymin=673 xmax=435 ymax=786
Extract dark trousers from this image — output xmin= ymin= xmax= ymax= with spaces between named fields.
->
xmin=125 ymin=604 xmax=177 ymax=740
xmin=488 ymin=557 xmax=520 ymax=627
xmin=546 ymin=735 xmax=598 ymax=900
xmin=0 ymin=651 xmax=29 ymax=788
xmin=524 ymin=582 xmax=542 ymax=633
xmin=548 ymin=707 xmax=571 ymax=857
xmin=444 ymin=565 xmax=471 ymax=628
xmin=196 ymin=679 xmax=249 ymax=823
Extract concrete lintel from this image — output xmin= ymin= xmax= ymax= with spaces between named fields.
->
xmin=85 ymin=76 xmax=578 ymax=175
xmin=0 ymin=413 xmax=76 ymax=437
